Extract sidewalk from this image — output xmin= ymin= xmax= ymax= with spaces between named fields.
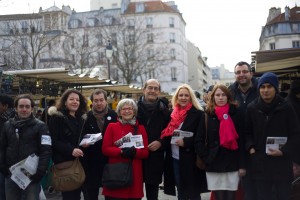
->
xmin=45 ymin=187 xmax=211 ymax=200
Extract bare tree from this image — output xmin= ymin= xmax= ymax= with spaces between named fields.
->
xmin=100 ymin=15 xmax=170 ymax=85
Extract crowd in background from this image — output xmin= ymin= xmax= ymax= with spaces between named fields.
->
xmin=0 ymin=61 xmax=300 ymax=200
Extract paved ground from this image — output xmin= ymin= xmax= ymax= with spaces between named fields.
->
xmin=45 ymin=187 xmax=211 ymax=200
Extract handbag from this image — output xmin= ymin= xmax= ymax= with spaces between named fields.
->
xmin=51 ymin=158 xmax=85 ymax=192
xmin=196 ymin=113 xmax=208 ymax=170
xmin=51 ymin=118 xmax=86 ymax=192
xmin=102 ymin=160 xmax=133 ymax=189
xmin=101 ymin=126 xmax=138 ymax=189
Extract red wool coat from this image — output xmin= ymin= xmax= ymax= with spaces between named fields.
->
xmin=102 ymin=121 xmax=149 ymax=198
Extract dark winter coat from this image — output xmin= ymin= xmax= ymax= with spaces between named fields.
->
xmin=102 ymin=121 xmax=149 ymax=198
xmin=164 ymin=106 xmax=207 ymax=198
xmin=48 ymin=109 xmax=87 ymax=164
xmin=195 ymin=105 xmax=246 ymax=172
xmin=0 ymin=115 xmax=51 ymax=181
xmin=245 ymin=95 xmax=300 ymax=181
xmin=81 ymin=109 xmax=117 ymax=188
xmin=137 ymin=97 xmax=170 ymax=185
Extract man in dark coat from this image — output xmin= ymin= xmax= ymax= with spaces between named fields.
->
xmin=245 ymin=72 xmax=300 ymax=200
xmin=0 ymin=94 xmax=51 ymax=200
xmin=81 ymin=89 xmax=117 ymax=200
xmin=0 ymin=94 xmax=15 ymax=200
xmin=228 ymin=61 xmax=258 ymax=200
xmin=137 ymin=79 xmax=171 ymax=200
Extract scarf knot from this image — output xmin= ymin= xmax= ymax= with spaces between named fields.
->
xmin=160 ymin=103 xmax=192 ymax=139
xmin=214 ymin=104 xmax=239 ymax=150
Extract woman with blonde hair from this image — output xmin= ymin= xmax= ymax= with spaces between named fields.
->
xmin=162 ymin=84 xmax=207 ymax=200
xmin=195 ymin=84 xmax=246 ymax=200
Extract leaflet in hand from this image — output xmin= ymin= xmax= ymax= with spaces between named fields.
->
xmin=171 ymin=130 xmax=194 ymax=144
xmin=79 ymin=133 xmax=102 ymax=146
xmin=114 ymin=132 xmax=144 ymax=149
xmin=266 ymin=137 xmax=287 ymax=154
xmin=9 ymin=154 xmax=39 ymax=190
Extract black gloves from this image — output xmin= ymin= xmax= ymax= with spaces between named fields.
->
xmin=121 ymin=147 xmax=137 ymax=159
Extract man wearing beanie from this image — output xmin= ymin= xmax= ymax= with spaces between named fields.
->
xmin=244 ymin=72 xmax=300 ymax=200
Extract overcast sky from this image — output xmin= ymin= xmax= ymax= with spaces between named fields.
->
xmin=0 ymin=0 xmax=299 ymax=71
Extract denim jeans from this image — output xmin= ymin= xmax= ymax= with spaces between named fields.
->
xmin=0 ymin=173 xmax=5 ymax=200
xmin=5 ymin=177 xmax=40 ymax=200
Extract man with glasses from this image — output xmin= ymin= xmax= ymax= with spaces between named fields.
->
xmin=228 ymin=61 xmax=259 ymax=200
xmin=137 ymin=79 xmax=171 ymax=200
xmin=0 ymin=94 xmax=51 ymax=200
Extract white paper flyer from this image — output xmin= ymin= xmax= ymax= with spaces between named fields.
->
xmin=266 ymin=137 xmax=287 ymax=154
xmin=114 ymin=132 xmax=144 ymax=149
xmin=79 ymin=133 xmax=102 ymax=146
xmin=9 ymin=154 xmax=39 ymax=190
xmin=171 ymin=130 xmax=194 ymax=144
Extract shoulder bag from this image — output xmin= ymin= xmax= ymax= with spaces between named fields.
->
xmin=101 ymin=125 xmax=138 ymax=189
xmin=196 ymin=113 xmax=208 ymax=170
xmin=51 ymin=118 xmax=86 ymax=192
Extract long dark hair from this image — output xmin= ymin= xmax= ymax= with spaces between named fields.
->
xmin=56 ymin=89 xmax=87 ymax=116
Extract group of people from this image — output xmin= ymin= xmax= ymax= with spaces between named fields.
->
xmin=0 ymin=60 xmax=300 ymax=200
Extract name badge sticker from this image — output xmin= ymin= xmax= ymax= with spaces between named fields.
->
xmin=41 ymin=135 xmax=52 ymax=145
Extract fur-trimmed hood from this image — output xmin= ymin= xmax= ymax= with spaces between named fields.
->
xmin=47 ymin=106 xmax=87 ymax=120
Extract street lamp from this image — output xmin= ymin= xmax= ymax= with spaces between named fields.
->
xmin=105 ymin=41 xmax=113 ymax=80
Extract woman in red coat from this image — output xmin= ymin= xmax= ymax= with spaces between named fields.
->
xmin=102 ymin=98 xmax=149 ymax=200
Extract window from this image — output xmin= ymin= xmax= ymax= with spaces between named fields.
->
xmin=292 ymin=40 xmax=300 ymax=48
xmin=147 ymin=49 xmax=154 ymax=60
xmin=129 ymin=34 xmax=135 ymax=44
xmin=4 ymin=22 xmax=10 ymax=33
xmin=83 ymin=34 xmax=89 ymax=47
xmin=111 ymin=33 xmax=117 ymax=45
xmin=147 ymin=33 xmax=153 ymax=43
xmin=104 ymin=16 xmax=113 ymax=25
xmin=127 ymin=19 xmax=135 ymax=29
xmin=136 ymin=3 xmax=145 ymax=13
xmin=21 ymin=21 xmax=28 ymax=33
xmin=44 ymin=14 xmax=51 ymax=30
xmin=171 ymin=67 xmax=177 ymax=81
xmin=82 ymin=53 xmax=89 ymax=66
xmin=21 ymin=38 xmax=27 ymax=48
xmin=170 ymin=48 xmax=176 ymax=59
xmin=52 ymin=13 xmax=58 ymax=29
xmin=269 ymin=43 xmax=275 ymax=50
xmin=70 ymin=20 xmax=78 ymax=28
xmin=169 ymin=33 xmax=175 ymax=43
xmin=87 ymin=19 xmax=95 ymax=27
xmin=146 ymin=17 xmax=153 ymax=28
xmin=169 ymin=17 xmax=174 ymax=27
xmin=97 ymin=52 xmax=104 ymax=64
xmin=97 ymin=34 xmax=103 ymax=46
xmin=21 ymin=55 xmax=28 ymax=66
xmin=148 ymin=68 xmax=155 ymax=79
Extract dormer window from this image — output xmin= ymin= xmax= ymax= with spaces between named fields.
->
xmin=70 ymin=20 xmax=79 ymax=28
xmin=87 ymin=19 xmax=95 ymax=27
xmin=136 ymin=3 xmax=144 ymax=13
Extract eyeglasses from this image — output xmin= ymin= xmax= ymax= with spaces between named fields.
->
xmin=18 ymin=105 xmax=31 ymax=109
xmin=121 ymin=107 xmax=133 ymax=111
xmin=234 ymin=70 xmax=250 ymax=75
xmin=146 ymin=86 xmax=159 ymax=91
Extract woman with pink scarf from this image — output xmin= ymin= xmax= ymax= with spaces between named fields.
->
xmin=195 ymin=84 xmax=246 ymax=200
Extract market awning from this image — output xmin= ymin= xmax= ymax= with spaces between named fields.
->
xmin=252 ymin=48 xmax=300 ymax=76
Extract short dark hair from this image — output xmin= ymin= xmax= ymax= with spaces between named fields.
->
xmin=234 ymin=61 xmax=251 ymax=71
xmin=14 ymin=94 xmax=35 ymax=108
xmin=0 ymin=94 xmax=14 ymax=108
xmin=90 ymin=89 xmax=107 ymax=101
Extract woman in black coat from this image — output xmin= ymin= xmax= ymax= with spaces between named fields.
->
xmin=195 ymin=84 xmax=246 ymax=200
xmin=161 ymin=84 xmax=207 ymax=200
xmin=48 ymin=89 xmax=88 ymax=200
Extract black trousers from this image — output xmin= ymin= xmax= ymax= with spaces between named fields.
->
xmin=145 ymin=183 xmax=159 ymax=200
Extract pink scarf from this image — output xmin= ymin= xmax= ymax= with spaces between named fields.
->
xmin=214 ymin=104 xmax=239 ymax=150
xmin=160 ymin=103 xmax=192 ymax=139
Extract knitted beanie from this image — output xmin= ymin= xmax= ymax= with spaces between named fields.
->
xmin=258 ymin=72 xmax=279 ymax=92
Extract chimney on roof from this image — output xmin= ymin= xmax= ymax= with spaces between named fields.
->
xmin=267 ymin=7 xmax=281 ymax=23
xmin=285 ymin=6 xmax=290 ymax=21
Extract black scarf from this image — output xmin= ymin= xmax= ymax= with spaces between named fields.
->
xmin=11 ymin=114 xmax=35 ymax=133
xmin=257 ymin=94 xmax=281 ymax=115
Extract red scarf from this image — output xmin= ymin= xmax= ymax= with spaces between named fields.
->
xmin=160 ymin=103 xmax=192 ymax=139
xmin=214 ymin=104 xmax=239 ymax=150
